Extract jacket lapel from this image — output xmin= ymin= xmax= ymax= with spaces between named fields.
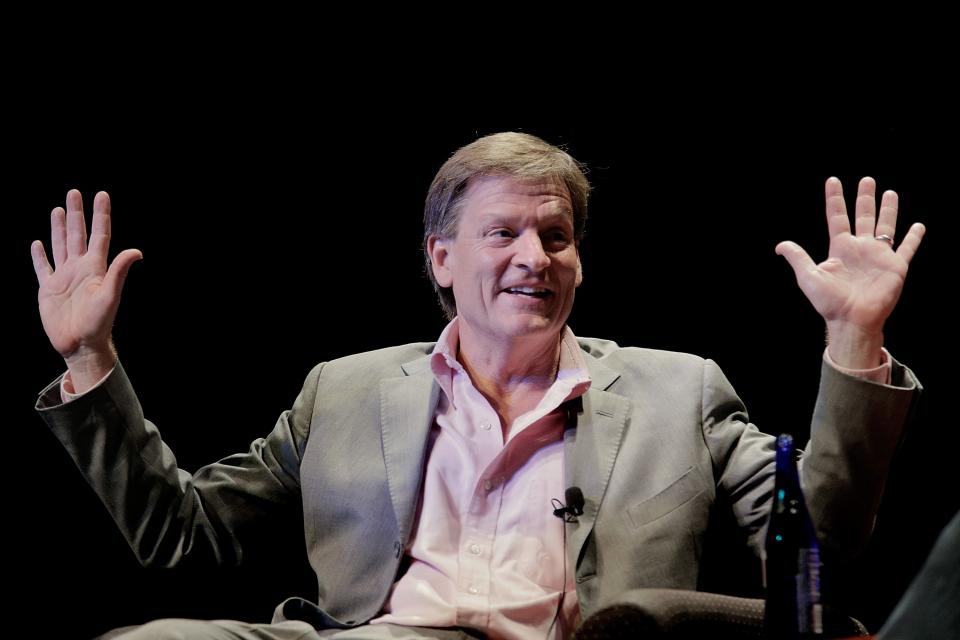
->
xmin=565 ymin=352 xmax=630 ymax=568
xmin=378 ymin=347 xmax=631 ymax=570
xmin=379 ymin=354 xmax=441 ymax=544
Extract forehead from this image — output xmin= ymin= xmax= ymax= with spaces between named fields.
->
xmin=460 ymin=175 xmax=573 ymax=221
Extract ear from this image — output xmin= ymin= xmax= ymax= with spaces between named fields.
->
xmin=575 ymin=252 xmax=583 ymax=287
xmin=427 ymin=234 xmax=454 ymax=288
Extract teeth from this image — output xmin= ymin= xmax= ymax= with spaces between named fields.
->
xmin=506 ymin=287 xmax=549 ymax=295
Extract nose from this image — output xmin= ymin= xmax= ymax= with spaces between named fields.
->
xmin=513 ymin=230 xmax=550 ymax=272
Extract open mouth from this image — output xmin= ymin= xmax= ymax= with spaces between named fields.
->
xmin=503 ymin=287 xmax=552 ymax=299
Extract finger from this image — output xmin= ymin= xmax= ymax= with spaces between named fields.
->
xmin=874 ymin=189 xmax=899 ymax=241
xmin=50 ymin=206 xmax=67 ymax=268
xmin=896 ymin=222 xmax=925 ymax=265
xmin=65 ymin=189 xmax=88 ymax=259
xmin=103 ymin=248 xmax=143 ymax=301
xmin=824 ymin=177 xmax=850 ymax=242
xmin=775 ymin=240 xmax=818 ymax=279
xmin=854 ymin=177 xmax=877 ymax=237
xmin=31 ymin=240 xmax=53 ymax=286
xmin=89 ymin=191 xmax=112 ymax=259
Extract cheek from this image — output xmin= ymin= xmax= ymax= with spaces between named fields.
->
xmin=475 ymin=254 xmax=509 ymax=281
xmin=557 ymin=254 xmax=582 ymax=286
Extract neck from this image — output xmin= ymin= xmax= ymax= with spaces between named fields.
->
xmin=456 ymin=326 xmax=562 ymax=403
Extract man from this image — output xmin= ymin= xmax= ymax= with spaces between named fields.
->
xmin=32 ymin=132 xmax=924 ymax=639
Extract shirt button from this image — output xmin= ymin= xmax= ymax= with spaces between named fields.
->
xmin=483 ymin=479 xmax=493 ymax=491
xmin=480 ymin=422 xmax=492 ymax=431
xmin=468 ymin=585 xmax=480 ymax=595
xmin=469 ymin=543 xmax=482 ymax=555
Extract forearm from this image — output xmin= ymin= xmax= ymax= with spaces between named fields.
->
xmin=37 ymin=361 xmax=232 ymax=567
xmin=802 ymin=355 xmax=921 ymax=559
xmin=35 ymin=360 xmax=317 ymax=568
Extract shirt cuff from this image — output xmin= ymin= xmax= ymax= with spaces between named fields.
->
xmin=823 ymin=347 xmax=893 ymax=385
xmin=60 ymin=363 xmax=118 ymax=404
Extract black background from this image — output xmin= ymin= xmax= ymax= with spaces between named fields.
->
xmin=8 ymin=84 xmax=957 ymax=637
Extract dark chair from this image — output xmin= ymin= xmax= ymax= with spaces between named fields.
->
xmin=574 ymin=588 xmax=869 ymax=639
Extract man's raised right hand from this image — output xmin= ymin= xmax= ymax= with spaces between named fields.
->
xmin=31 ymin=190 xmax=142 ymax=394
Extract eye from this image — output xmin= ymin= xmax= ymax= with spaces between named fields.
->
xmin=489 ymin=228 xmax=515 ymax=239
xmin=543 ymin=229 xmax=572 ymax=247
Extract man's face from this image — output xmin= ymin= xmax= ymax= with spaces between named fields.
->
xmin=428 ymin=175 xmax=582 ymax=346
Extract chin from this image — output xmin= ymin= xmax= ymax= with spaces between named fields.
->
xmin=500 ymin=316 xmax=562 ymax=338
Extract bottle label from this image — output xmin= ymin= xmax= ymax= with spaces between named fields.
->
xmin=796 ymin=547 xmax=822 ymax=634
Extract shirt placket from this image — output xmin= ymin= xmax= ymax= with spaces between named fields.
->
xmin=454 ymin=384 xmax=503 ymax=630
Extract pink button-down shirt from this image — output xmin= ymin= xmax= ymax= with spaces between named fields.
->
xmin=370 ymin=319 xmax=592 ymax=639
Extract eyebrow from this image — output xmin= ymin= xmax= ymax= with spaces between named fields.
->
xmin=477 ymin=208 xmax=574 ymax=225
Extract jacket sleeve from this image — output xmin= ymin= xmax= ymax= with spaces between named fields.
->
xmin=802 ymin=355 xmax=921 ymax=558
xmin=700 ymin=355 xmax=921 ymax=560
xmin=35 ymin=360 xmax=323 ymax=568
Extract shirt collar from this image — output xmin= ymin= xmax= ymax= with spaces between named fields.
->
xmin=429 ymin=318 xmax=592 ymax=405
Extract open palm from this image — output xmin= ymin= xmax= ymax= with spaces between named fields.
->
xmin=776 ymin=177 xmax=925 ymax=336
xmin=31 ymin=190 xmax=141 ymax=361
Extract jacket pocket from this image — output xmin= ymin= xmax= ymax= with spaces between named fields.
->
xmin=626 ymin=465 xmax=705 ymax=529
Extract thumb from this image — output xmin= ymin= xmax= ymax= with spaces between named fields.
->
xmin=104 ymin=249 xmax=143 ymax=300
xmin=775 ymin=241 xmax=816 ymax=278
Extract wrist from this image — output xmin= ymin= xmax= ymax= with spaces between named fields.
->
xmin=825 ymin=322 xmax=884 ymax=369
xmin=64 ymin=341 xmax=118 ymax=394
